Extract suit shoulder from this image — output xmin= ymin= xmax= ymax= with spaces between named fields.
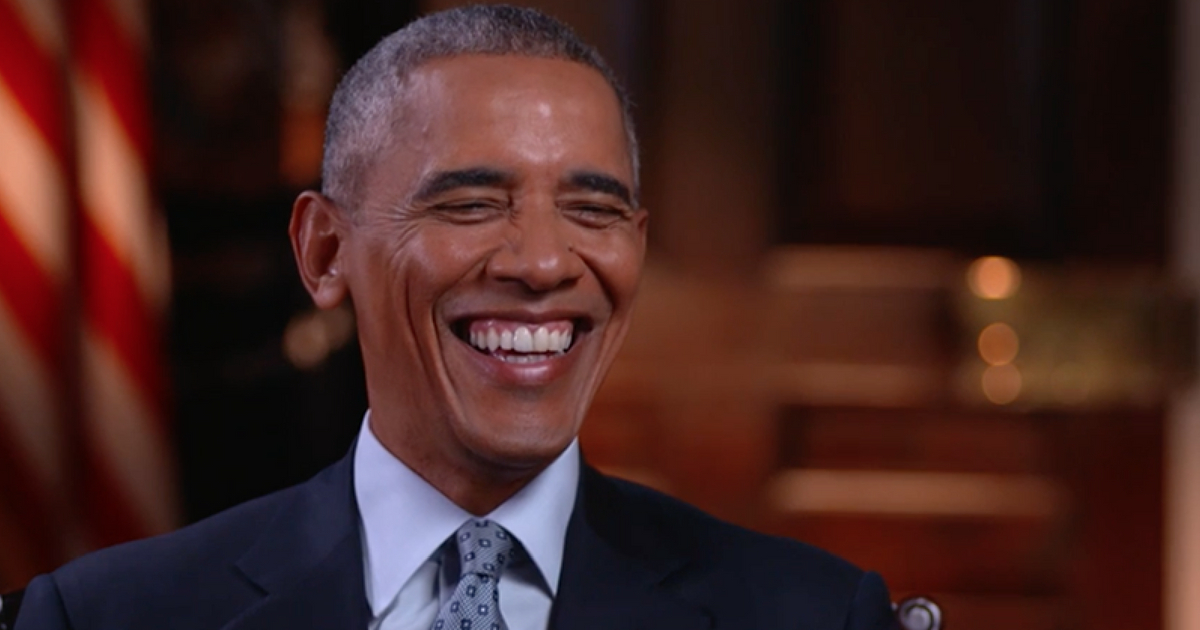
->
xmin=60 ymin=484 xmax=295 ymax=580
xmin=595 ymin=472 xmax=892 ymax=627
xmin=45 ymin=482 xmax=304 ymax=627
xmin=600 ymin=472 xmax=866 ymax=587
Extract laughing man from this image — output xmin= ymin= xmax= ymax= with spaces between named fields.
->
xmin=17 ymin=6 xmax=899 ymax=630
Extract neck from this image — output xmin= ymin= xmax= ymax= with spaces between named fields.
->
xmin=368 ymin=413 xmax=550 ymax=515
xmin=430 ymin=463 xmax=539 ymax=515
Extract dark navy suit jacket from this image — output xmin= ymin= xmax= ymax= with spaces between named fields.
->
xmin=16 ymin=451 xmax=899 ymax=629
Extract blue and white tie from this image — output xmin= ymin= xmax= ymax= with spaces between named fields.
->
xmin=431 ymin=519 xmax=515 ymax=630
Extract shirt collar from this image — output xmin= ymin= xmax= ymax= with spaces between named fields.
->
xmin=353 ymin=411 xmax=579 ymax=616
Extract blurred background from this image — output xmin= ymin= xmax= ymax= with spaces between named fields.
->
xmin=1 ymin=0 xmax=1198 ymax=628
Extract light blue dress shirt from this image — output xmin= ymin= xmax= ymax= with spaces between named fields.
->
xmin=353 ymin=413 xmax=579 ymax=630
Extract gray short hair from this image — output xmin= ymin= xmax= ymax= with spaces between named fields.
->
xmin=321 ymin=4 xmax=639 ymax=208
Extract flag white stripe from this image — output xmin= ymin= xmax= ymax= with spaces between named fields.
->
xmin=9 ymin=0 xmax=64 ymax=56
xmin=74 ymin=74 xmax=169 ymax=307
xmin=81 ymin=329 xmax=176 ymax=535
xmin=0 ymin=81 xmax=67 ymax=279
xmin=0 ymin=293 xmax=63 ymax=492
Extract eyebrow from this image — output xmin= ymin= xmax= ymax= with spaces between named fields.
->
xmin=412 ymin=167 xmax=513 ymax=202
xmin=565 ymin=171 xmax=633 ymax=206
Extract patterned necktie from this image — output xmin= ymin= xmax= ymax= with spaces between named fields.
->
xmin=431 ymin=519 xmax=516 ymax=630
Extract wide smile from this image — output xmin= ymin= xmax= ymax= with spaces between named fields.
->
xmin=463 ymin=319 xmax=575 ymax=363
xmin=450 ymin=315 xmax=592 ymax=368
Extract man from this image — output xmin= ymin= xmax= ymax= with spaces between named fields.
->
xmin=17 ymin=6 xmax=899 ymax=629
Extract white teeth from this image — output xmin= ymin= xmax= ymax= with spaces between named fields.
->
xmin=466 ymin=323 xmax=576 ymax=355
xmin=499 ymin=354 xmax=544 ymax=364
xmin=513 ymin=327 xmax=533 ymax=352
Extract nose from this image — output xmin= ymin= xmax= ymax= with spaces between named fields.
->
xmin=486 ymin=203 xmax=584 ymax=293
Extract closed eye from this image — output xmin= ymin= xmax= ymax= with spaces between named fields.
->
xmin=430 ymin=199 xmax=506 ymax=223
xmin=564 ymin=203 xmax=631 ymax=228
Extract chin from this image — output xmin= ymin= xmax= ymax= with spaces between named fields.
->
xmin=457 ymin=412 xmax=580 ymax=472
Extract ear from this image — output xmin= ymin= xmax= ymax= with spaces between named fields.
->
xmin=289 ymin=190 xmax=350 ymax=309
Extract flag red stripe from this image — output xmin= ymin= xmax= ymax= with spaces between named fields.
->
xmin=0 ymin=412 xmax=63 ymax=567
xmin=0 ymin=0 xmax=66 ymax=160
xmin=0 ymin=0 xmax=71 ymax=571
xmin=73 ymin=0 xmax=176 ymax=546
xmin=72 ymin=0 xmax=149 ymax=161
xmin=0 ymin=0 xmax=175 ymax=561
xmin=80 ymin=217 xmax=164 ymax=424
xmin=0 ymin=211 xmax=62 ymax=373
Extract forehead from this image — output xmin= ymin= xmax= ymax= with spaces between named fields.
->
xmin=361 ymin=55 xmax=632 ymax=202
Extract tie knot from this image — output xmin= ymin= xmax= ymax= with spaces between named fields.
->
xmin=453 ymin=519 xmax=515 ymax=579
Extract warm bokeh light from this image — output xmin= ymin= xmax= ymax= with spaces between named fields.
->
xmin=982 ymin=364 xmax=1022 ymax=404
xmin=768 ymin=469 xmax=1064 ymax=517
xmin=282 ymin=306 xmax=355 ymax=370
xmin=968 ymin=256 xmax=1022 ymax=299
xmin=978 ymin=322 xmax=1020 ymax=365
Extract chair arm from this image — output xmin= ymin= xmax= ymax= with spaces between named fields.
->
xmin=894 ymin=596 xmax=943 ymax=630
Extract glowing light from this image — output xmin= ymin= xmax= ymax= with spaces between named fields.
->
xmin=283 ymin=312 xmax=329 ymax=369
xmin=968 ymin=256 xmax=1021 ymax=300
xmin=978 ymin=322 xmax=1019 ymax=366
xmin=982 ymin=364 xmax=1022 ymax=404
xmin=283 ymin=306 xmax=355 ymax=369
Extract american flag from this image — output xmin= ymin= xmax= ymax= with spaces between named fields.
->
xmin=0 ymin=0 xmax=176 ymax=589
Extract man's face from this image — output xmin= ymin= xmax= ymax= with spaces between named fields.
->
xmin=342 ymin=55 xmax=646 ymax=474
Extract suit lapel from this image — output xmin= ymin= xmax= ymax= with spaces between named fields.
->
xmin=209 ymin=449 xmax=710 ymax=629
xmin=222 ymin=453 xmax=370 ymax=630
xmin=550 ymin=465 xmax=713 ymax=630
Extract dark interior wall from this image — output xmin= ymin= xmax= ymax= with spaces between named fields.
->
xmin=777 ymin=0 xmax=1172 ymax=264
xmin=153 ymin=0 xmax=416 ymax=523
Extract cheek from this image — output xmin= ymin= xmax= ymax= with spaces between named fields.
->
xmin=343 ymin=227 xmax=427 ymax=336
xmin=578 ymin=229 xmax=645 ymax=308
xmin=393 ymin=226 xmax=497 ymax=300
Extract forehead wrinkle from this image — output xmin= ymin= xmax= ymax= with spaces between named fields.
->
xmin=365 ymin=58 xmax=633 ymax=213
xmin=489 ymin=98 xmax=627 ymax=187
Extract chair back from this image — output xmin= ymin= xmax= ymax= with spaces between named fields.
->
xmin=0 ymin=589 xmax=23 ymax=630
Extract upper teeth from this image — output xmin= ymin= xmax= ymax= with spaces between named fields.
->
xmin=469 ymin=324 xmax=572 ymax=354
